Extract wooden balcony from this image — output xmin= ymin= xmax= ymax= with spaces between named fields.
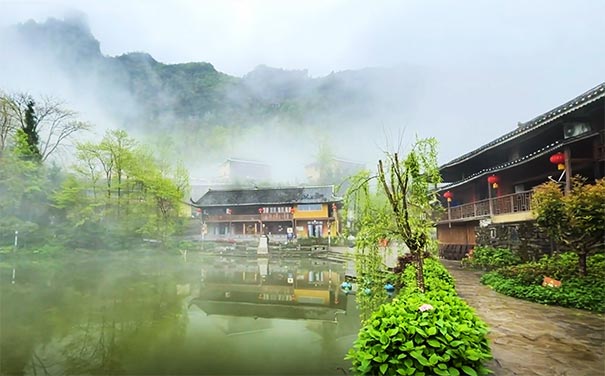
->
xmin=205 ymin=213 xmax=294 ymax=222
xmin=440 ymin=190 xmax=534 ymax=223
xmin=261 ymin=213 xmax=293 ymax=221
xmin=206 ymin=214 xmax=260 ymax=222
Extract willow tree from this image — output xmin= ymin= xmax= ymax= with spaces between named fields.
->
xmin=376 ymin=138 xmax=441 ymax=292
xmin=344 ymin=137 xmax=441 ymax=295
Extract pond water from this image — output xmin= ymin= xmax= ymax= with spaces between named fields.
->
xmin=0 ymin=253 xmax=359 ymax=375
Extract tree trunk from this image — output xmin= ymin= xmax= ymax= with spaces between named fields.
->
xmin=416 ymin=250 xmax=425 ymax=292
xmin=579 ymin=252 xmax=587 ymax=277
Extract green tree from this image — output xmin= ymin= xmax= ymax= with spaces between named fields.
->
xmin=15 ymin=99 xmax=42 ymax=161
xmin=376 ymin=138 xmax=441 ymax=292
xmin=343 ymin=170 xmax=393 ymax=320
xmin=532 ymin=178 xmax=605 ymax=276
xmin=55 ymin=129 xmax=189 ymax=247
xmin=4 ymin=93 xmax=90 ymax=162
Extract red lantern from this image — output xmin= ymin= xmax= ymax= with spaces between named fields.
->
xmin=443 ymin=191 xmax=453 ymax=203
xmin=258 ymin=208 xmax=264 ymax=214
xmin=549 ymin=152 xmax=565 ymax=171
xmin=290 ymin=207 xmax=296 ymax=213
xmin=487 ymin=175 xmax=500 ymax=189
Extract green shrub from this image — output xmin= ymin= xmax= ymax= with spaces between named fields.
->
xmin=462 ymin=246 xmax=522 ymax=270
xmin=346 ymin=290 xmax=491 ymax=375
xmin=398 ymin=258 xmax=456 ymax=294
xmin=348 ymin=258 xmax=492 ymax=375
xmin=481 ymin=272 xmax=605 ymax=312
xmin=496 ymin=252 xmax=605 ymax=284
xmin=481 ymin=253 xmax=605 ymax=312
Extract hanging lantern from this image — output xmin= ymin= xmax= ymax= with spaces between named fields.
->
xmin=487 ymin=175 xmax=500 ymax=189
xmin=443 ymin=191 xmax=453 ymax=203
xmin=549 ymin=152 xmax=565 ymax=171
xmin=290 ymin=206 xmax=296 ymax=213
xmin=258 ymin=207 xmax=264 ymax=214
xmin=226 ymin=208 xmax=232 ymax=215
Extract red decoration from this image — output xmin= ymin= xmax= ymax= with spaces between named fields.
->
xmin=258 ymin=208 xmax=264 ymax=214
xmin=487 ymin=175 xmax=500 ymax=189
xmin=443 ymin=191 xmax=453 ymax=203
xmin=549 ymin=152 xmax=565 ymax=171
xmin=290 ymin=207 xmax=296 ymax=213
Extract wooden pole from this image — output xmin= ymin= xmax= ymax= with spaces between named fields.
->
xmin=564 ymin=147 xmax=572 ymax=195
xmin=488 ymin=181 xmax=493 ymax=216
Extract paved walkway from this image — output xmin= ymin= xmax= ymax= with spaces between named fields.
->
xmin=442 ymin=260 xmax=605 ymax=376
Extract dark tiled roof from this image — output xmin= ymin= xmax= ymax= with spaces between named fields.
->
xmin=437 ymin=131 xmax=600 ymax=192
xmin=192 ymin=186 xmax=339 ymax=207
xmin=440 ymin=83 xmax=605 ymax=169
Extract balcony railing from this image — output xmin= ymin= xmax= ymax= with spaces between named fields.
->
xmin=440 ymin=190 xmax=533 ymax=222
xmin=206 ymin=214 xmax=260 ymax=222
xmin=261 ymin=213 xmax=293 ymax=221
xmin=206 ymin=213 xmax=294 ymax=222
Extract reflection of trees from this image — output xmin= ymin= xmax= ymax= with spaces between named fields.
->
xmin=0 ymin=256 xmax=191 ymax=376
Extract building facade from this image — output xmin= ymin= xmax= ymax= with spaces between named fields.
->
xmin=436 ymin=83 xmax=605 ymax=259
xmin=191 ymin=185 xmax=341 ymax=241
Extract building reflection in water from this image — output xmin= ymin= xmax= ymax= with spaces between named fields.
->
xmin=189 ymin=257 xmax=349 ymax=322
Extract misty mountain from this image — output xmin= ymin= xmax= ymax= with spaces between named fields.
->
xmin=2 ymin=17 xmax=420 ymax=131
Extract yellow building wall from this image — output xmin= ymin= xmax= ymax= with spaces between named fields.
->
xmin=293 ymin=204 xmax=328 ymax=219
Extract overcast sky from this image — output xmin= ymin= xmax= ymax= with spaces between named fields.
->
xmin=1 ymin=0 xmax=604 ymax=77
xmin=1 ymin=0 xmax=604 ymax=167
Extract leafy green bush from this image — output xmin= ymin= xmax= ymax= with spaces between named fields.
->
xmin=346 ymin=290 xmax=491 ymax=375
xmin=462 ymin=246 xmax=522 ymax=270
xmin=481 ymin=253 xmax=605 ymax=312
xmin=481 ymin=272 xmax=605 ymax=312
xmin=348 ymin=258 xmax=491 ymax=375
xmin=398 ymin=258 xmax=456 ymax=294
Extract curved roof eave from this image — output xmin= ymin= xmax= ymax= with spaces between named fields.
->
xmin=440 ymin=83 xmax=605 ymax=170
xmin=438 ymin=131 xmax=600 ymax=192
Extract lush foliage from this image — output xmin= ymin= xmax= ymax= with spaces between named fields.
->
xmin=347 ymin=259 xmax=492 ymax=375
xmin=376 ymin=138 xmax=442 ymax=291
xmin=532 ymin=178 xmax=605 ymax=276
xmin=52 ymin=130 xmax=189 ymax=248
xmin=0 ymin=91 xmax=190 ymax=252
xmin=481 ymin=253 xmax=605 ymax=312
xmin=461 ymin=246 xmax=523 ymax=270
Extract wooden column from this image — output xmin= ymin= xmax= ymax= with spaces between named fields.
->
xmin=488 ymin=181 xmax=493 ymax=216
xmin=564 ymin=147 xmax=572 ymax=195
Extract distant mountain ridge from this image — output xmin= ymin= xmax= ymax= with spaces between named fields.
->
xmin=4 ymin=16 xmax=419 ymax=130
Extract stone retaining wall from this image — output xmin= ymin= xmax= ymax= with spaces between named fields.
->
xmin=475 ymin=221 xmax=552 ymax=261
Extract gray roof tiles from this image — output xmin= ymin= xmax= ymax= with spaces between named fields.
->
xmin=192 ymin=185 xmax=339 ymax=207
xmin=440 ymin=83 xmax=605 ymax=170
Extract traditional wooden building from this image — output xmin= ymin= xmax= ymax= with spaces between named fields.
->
xmin=437 ymin=83 xmax=605 ymax=259
xmin=191 ymin=185 xmax=341 ymax=241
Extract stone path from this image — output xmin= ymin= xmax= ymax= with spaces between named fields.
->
xmin=442 ymin=260 xmax=605 ymax=376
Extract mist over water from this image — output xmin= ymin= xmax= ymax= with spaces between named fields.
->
xmin=0 ymin=253 xmax=359 ymax=375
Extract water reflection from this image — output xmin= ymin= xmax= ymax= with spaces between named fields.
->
xmin=192 ymin=257 xmax=348 ymax=322
xmin=0 ymin=254 xmax=358 ymax=375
